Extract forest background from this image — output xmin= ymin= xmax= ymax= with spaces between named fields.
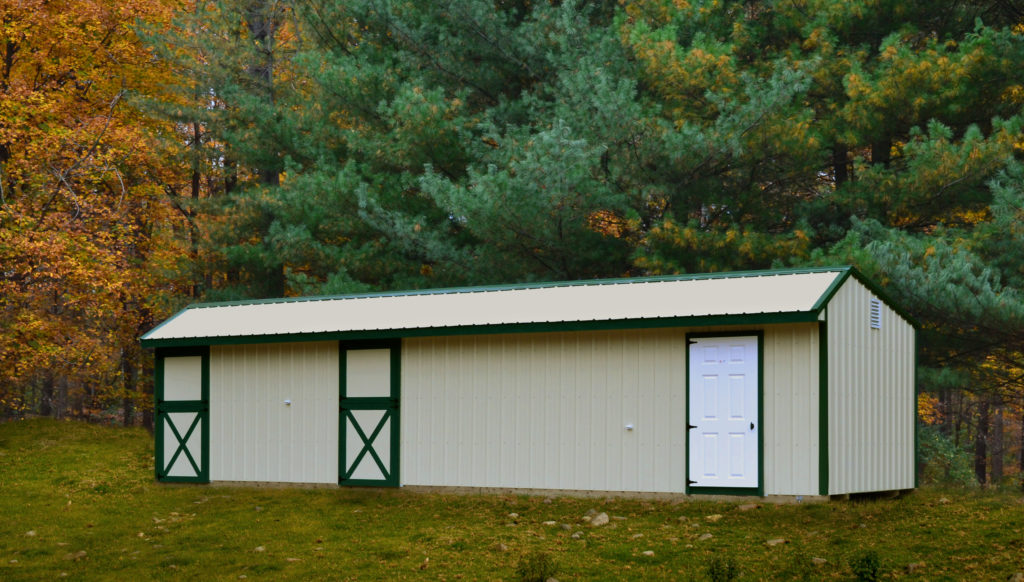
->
xmin=2 ymin=0 xmax=1024 ymax=488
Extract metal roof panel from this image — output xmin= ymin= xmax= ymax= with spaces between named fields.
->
xmin=142 ymin=269 xmax=847 ymax=343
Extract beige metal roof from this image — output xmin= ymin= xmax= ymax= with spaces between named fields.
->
xmin=142 ymin=269 xmax=847 ymax=345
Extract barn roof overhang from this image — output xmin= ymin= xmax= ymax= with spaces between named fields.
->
xmin=141 ymin=266 xmax=916 ymax=349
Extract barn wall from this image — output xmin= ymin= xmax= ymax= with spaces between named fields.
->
xmin=209 ymin=342 xmax=339 ymax=484
xmin=827 ymin=278 xmax=916 ymax=494
xmin=402 ymin=326 xmax=821 ymax=495
xmin=762 ymin=324 xmax=820 ymax=496
xmin=401 ymin=330 xmax=689 ymax=492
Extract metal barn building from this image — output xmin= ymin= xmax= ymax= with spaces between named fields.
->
xmin=141 ymin=266 xmax=917 ymax=499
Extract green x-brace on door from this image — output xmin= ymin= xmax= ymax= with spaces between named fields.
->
xmin=339 ymin=341 xmax=400 ymax=487
xmin=155 ymin=346 xmax=210 ymax=483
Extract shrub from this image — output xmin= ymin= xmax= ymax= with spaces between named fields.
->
xmin=849 ymin=550 xmax=882 ymax=582
xmin=918 ymin=424 xmax=976 ymax=487
xmin=515 ymin=551 xmax=557 ymax=582
xmin=706 ymin=555 xmax=739 ymax=582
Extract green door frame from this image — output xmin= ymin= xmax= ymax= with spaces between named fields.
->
xmin=685 ymin=331 xmax=764 ymax=496
xmin=154 ymin=346 xmax=210 ymax=483
xmin=339 ymin=339 xmax=401 ymax=487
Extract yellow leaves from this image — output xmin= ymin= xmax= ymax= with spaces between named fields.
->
xmin=0 ymin=0 xmax=185 ymax=396
xmin=622 ymin=0 xmax=681 ymax=27
xmin=801 ymin=27 xmax=828 ymax=52
xmin=844 ymin=73 xmax=864 ymax=98
xmin=1002 ymin=84 xmax=1024 ymax=104
xmin=587 ymin=210 xmax=628 ymax=238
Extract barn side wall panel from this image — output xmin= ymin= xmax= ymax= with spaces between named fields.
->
xmin=401 ymin=330 xmax=688 ymax=492
xmin=827 ymin=279 xmax=916 ymax=494
xmin=209 ymin=342 xmax=339 ymax=484
xmin=762 ymin=324 xmax=820 ymax=496
xmin=402 ymin=326 xmax=820 ymax=495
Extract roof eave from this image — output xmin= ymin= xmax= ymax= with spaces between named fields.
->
xmin=141 ymin=310 xmax=822 ymax=349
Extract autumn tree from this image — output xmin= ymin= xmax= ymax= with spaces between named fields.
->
xmin=0 ymin=0 xmax=185 ymax=424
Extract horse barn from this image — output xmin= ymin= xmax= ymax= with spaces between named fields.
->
xmin=140 ymin=266 xmax=917 ymax=500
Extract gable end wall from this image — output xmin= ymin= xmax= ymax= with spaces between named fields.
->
xmin=826 ymin=278 xmax=915 ymax=494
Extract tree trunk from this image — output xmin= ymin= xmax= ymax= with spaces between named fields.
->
xmin=833 ymin=143 xmax=849 ymax=186
xmin=940 ymin=388 xmax=954 ymax=436
xmin=974 ymin=397 xmax=989 ymax=485
xmin=141 ymin=341 xmax=155 ymax=433
xmin=953 ymin=390 xmax=963 ymax=447
xmin=122 ymin=346 xmax=137 ymax=427
xmin=872 ymin=138 xmax=891 ymax=167
xmin=55 ymin=375 xmax=68 ymax=420
xmin=245 ymin=0 xmax=279 ymax=187
xmin=991 ymin=405 xmax=1004 ymax=485
xmin=39 ymin=372 xmax=54 ymax=417
xmin=188 ymin=120 xmax=203 ymax=299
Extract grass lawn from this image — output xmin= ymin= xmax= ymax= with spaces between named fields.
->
xmin=1 ymin=419 xmax=1022 ymax=581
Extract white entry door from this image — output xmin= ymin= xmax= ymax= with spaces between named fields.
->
xmin=688 ymin=335 xmax=759 ymax=490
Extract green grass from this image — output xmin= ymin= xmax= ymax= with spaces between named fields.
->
xmin=1 ymin=419 xmax=1022 ymax=581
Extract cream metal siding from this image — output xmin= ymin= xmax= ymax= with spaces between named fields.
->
xmin=401 ymin=330 xmax=689 ymax=492
xmin=402 ymin=326 xmax=822 ymax=495
xmin=762 ymin=325 xmax=820 ymax=496
xmin=826 ymin=279 xmax=915 ymax=494
xmin=209 ymin=342 xmax=338 ymax=484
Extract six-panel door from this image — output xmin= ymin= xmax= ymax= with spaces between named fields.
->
xmin=687 ymin=335 xmax=760 ymax=491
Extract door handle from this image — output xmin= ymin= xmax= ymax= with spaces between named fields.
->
xmin=750 ymin=422 xmax=755 ymax=430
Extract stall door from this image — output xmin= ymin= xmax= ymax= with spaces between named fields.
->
xmin=687 ymin=335 xmax=759 ymax=492
xmin=339 ymin=342 xmax=400 ymax=487
xmin=155 ymin=347 xmax=209 ymax=483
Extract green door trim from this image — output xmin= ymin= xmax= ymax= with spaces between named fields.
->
xmin=341 ymin=408 xmax=394 ymax=481
xmin=339 ymin=339 xmax=400 ymax=487
xmin=818 ymin=321 xmax=830 ymax=496
xmin=685 ymin=331 xmax=764 ymax=497
xmin=154 ymin=346 xmax=210 ymax=483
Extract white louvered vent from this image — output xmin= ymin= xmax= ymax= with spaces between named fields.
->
xmin=869 ymin=298 xmax=882 ymax=329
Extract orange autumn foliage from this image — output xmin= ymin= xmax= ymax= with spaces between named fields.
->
xmin=0 ymin=0 xmax=186 ymax=419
